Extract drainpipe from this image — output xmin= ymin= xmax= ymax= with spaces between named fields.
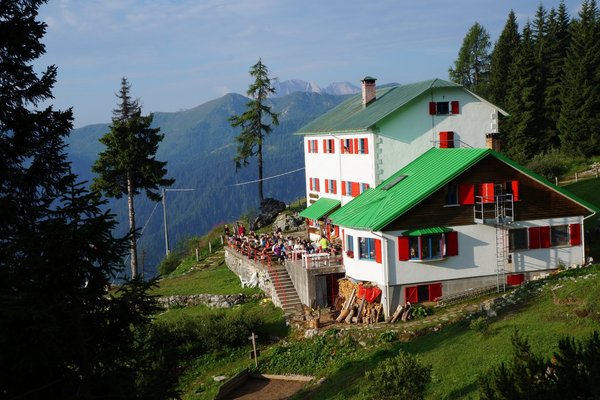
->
xmin=370 ymin=230 xmax=390 ymax=319
xmin=583 ymin=211 xmax=596 ymax=265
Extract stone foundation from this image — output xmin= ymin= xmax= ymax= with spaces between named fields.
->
xmin=224 ymin=248 xmax=278 ymax=306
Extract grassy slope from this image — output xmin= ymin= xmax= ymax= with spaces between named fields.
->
xmin=564 ymin=177 xmax=600 ymax=260
xmin=290 ymin=267 xmax=600 ymax=399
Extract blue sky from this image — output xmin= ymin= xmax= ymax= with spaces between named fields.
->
xmin=36 ymin=0 xmax=582 ymax=128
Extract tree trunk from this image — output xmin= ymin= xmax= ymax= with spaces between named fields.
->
xmin=127 ymin=173 xmax=138 ymax=277
xmin=258 ymin=139 xmax=263 ymax=203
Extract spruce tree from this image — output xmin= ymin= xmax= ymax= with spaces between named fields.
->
xmin=449 ymin=22 xmax=492 ymax=95
xmin=229 ymin=58 xmax=280 ymax=203
xmin=489 ymin=10 xmax=520 ymax=109
xmin=504 ymin=22 xmax=543 ymax=164
xmin=544 ymin=2 xmax=571 ymax=150
xmin=0 ymin=1 xmax=158 ymax=398
xmin=92 ymin=78 xmax=174 ymax=277
xmin=558 ymin=0 xmax=600 ymax=157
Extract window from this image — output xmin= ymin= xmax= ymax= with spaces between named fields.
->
xmin=405 ymin=283 xmax=442 ymax=303
xmin=323 ymin=139 xmax=335 ymax=153
xmin=398 ymin=231 xmax=457 ymax=261
xmin=342 ymin=138 xmax=353 ymax=154
xmin=309 ymin=177 xmax=320 ymax=192
xmin=325 ymin=179 xmax=337 ymax=194
xmin=409 ymin=235 xmax=443 ymax=260
xmin=444 ymin=185 xmax=459 ymax=206
xmin=346 ymin=234 xmax=354 ymax=258
xmin=429 ymin=101 xmax=460 ymax=115
xmin=307 ymin=140 xmax=318 ymax=153
xmin=358 ymin=237 xmax=382 ymax=262
xmin=358 ymin=138 xmax=369 ymax=154
xmin=509 ymin=228 xmax=528 ymax=251
xmin=551 ymin=225 xmax=569 ymax=247
xmin=360 ymin=183 xmax=369 ymax=193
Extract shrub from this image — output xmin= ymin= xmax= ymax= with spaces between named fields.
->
xmin=526 ymin=149 xmax=571 ymax=181
xmin=469 ymin=316 xmax=490 ymax=335
xmin=157 ymin=250 xmax=184 ymax=276
xmin=411 ymin=305 xmax=433 ymax=319
xmin=365 ymin=350 xmax=432 ymax=400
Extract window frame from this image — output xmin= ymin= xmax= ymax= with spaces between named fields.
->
xmin=409 ymin=234 xmax=444 ymax=260
xmin=358 ymin=138 xmax=368 ymax=154
xmin=324 ymin=138 xmax=335 ymax=154
xmin=358 ymin=237 xmax=376 ymax=261
xmin=436 ymin=101 xmax=450 ymax=115
xmin=551 ymin=225 xmax=570 ymax=247
xmin=346 ymin=234 xmax=354 ymax=258
xmin=444 ymin=185 xmax=459 ymax=206
xmin=509 ymin=228 xmax=528 ymax=251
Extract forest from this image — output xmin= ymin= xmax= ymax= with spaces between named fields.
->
xmin=449 ymin=0 xmax=600 ymax=171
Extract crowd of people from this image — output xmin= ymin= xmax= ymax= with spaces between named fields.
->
xmin=225 ymin=222 xmax=339 ymax=265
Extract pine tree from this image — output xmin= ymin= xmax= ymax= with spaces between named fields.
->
xmin=504 ymin=22 xmax=543 ymax=164
xmin=449 ymin=22 xmax=492 ymax=95
xmin=558 ymin=0 xmax=600 ymax=157
xmin=92 ymin=78 xmax=174 ymax=277
xmin=229 ymin=58 xmax=280 ymax=203
xmin=489 ymin=10 xmax=521 ymax=109
xmin=544 ymin=2 xmax=572 ymax=150
xmin=0 ymin=1 xmax=158 ymax=397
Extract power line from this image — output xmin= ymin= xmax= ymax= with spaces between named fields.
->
xmin=230 ymin=167 xmax=304 ymax=186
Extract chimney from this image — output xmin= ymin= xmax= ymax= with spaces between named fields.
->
xmin=485 ymin=133 xmax=502 ymax=152
xmin=361 ymin=76 xmax=377 ymax=106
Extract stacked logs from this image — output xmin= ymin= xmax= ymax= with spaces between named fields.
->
xmin=335 ymin=279 xmax=383 ymax=324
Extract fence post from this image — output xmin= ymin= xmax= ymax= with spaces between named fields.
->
xmin=555 ymin=177 xmax=558 ymax=185
xmin=220 ymin=235 xmax=224 ymax=245
xmin=196 ymin=248 xmax=199 ymax=262
xmin=209 ymin=242 xmax=212 ymax=254
xmin=596 ymin=169 xmax=598 ymax=178
xmin=575 ymin=172 xmax=578 ymax=182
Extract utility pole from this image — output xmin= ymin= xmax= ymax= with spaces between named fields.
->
xmin=162 ymin=188 xmax=195 ymax=256
xmin=162 ymin=188 xmax=170 ymax=256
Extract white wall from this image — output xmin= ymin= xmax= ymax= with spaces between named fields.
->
xmin=375 ymin=88 xmax=498 ymax=184
xmin=341 ymin=228 xmax=385 ymax=283
xmin=304 ymin=133 xmax=376 ymax=205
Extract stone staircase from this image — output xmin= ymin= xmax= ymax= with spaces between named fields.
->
xmin=267 ymin=265 xmax=302 ymax=315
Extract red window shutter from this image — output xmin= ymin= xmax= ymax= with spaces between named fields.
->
xmin=351 ymin=182 xmax=360 ymax=197
xmin=429 ymin=102 xmax=436 ymax=115
xmin=364 ymin=138 xmax=369 ymax=154
xmin=540 ymin=226 xmax=551 ymax=248
xmin=405 ymin=286 xmax=418 ymax=303
xmin=322 ymin=139 xmax=327 ymax=153
xmin=570 ymin=223 xmax=582 ymax=246
xmin=309 ymin=178 xmax=313 ymax=191
xmin=315 ymin=140 xmax=318 ymax=153
xmin=341 ymin=181 xmax=346 ymax=196
xmin=529 ymin=227 xmax=541 ymax=249
xmin=458 ymin=184 xmax=475 ymax=205
xmin=445 ymin=231 xmax=458 ymax=256
xmin=429 ymin=283 xmax=442 ymax=301
xmin=340 ymin=139 xmax=345 ymax=153
xmin=451 ymin=100 xmax=459 ymax=114
xmin=331 ymin=139 xmax=335 ymax=153
xmin=317 ymin=179 xmax=320 ymax=191
xmin=398 ymin=236 xmax=410 ymax=261
xmin=374 ymin=239 xmax=382 ymax=263
xmin=506 ymin=273 xmax=524 ymax=286
xmin=332 ymin=180 xmax=337 ymax=194
xmin=324 ymin=179 xmax=329 ymax=193
xmin=353 ymin=139 xmax=359 ymax=154
xmin=511 ymin=180 xmax=520 ymax=201
xmin=439 ymin=131 xmax=454 ymax=148
xmin=481 ymin=183 xmax=495 ymax=203
xmin=348 ymin=139 xmax=354 ymax=154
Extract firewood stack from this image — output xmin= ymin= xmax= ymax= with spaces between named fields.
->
xmin=335 ymin=279 xmax=383 ymax=324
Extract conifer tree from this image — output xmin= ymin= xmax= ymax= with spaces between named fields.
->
xmin=229 ymin=58 xmax=280 ymax=203
xmin=544 ymin=2 xmax=571 ymax=150
xmin=92 ymin=78 xmax=174 ymax=277
xmin=0 ymin=1 xmax=158 ymax=397
xmin=489 ymin=10 xmax=520 ymax=109
xmin=449 ymin=22 xmax=492 ymax=95
xmin=558 ymin=0 xmax=600 ymax=157
xmin=504 ymin=22 xmax=543 ymax=164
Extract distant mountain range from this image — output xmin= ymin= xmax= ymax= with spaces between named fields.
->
xmin=67 ymin=89 xmax=351 ymax=276
xmin=271 ymin=79 xmax=360 ymax=97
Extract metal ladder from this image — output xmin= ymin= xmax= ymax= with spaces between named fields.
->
xmin=494 ymin=192 xmax=513 ymax=292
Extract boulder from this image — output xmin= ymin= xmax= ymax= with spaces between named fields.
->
xmin=251 ymin=198 xmax=287 ymax=230
xmin=272 ymin=213 xmax=305 ymax=233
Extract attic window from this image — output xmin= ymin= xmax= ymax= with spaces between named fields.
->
xmin=381 ymin=175 xmax=407 ymax=191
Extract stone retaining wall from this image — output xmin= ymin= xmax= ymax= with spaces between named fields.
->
xmin=158 ymin=293 xmax=262 ymax=309
xmin=224 ymin=248 xmax=279 ymax=306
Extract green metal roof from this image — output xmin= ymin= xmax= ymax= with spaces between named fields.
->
xmin=329 ymin=148 xmax=600 ymax=231
xmin=296 ymin=78 xmax=462 ymax=135
xmin=299 ymin=197 xmax=341 ymax=220
xmin=402 ymin=227 xmax=453 ymax=236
